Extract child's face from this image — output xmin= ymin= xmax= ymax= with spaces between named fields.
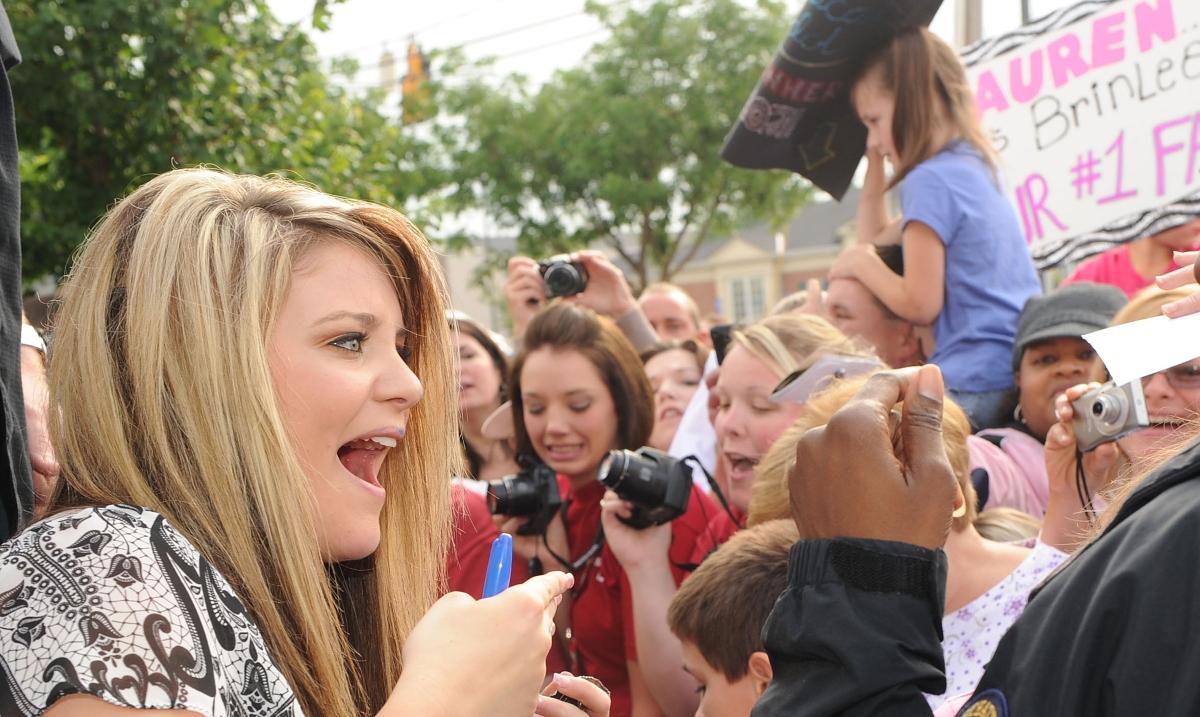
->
xmin=853 ymin=71 xmax=898 ymax=163
xmin=681 ymin=641 xmax=771 ymax=717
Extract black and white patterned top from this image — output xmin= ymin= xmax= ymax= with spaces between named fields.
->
xmin=0 ymin=504 xmax=300 ymax=716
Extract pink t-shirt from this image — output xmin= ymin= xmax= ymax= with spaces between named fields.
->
xmin=1062 ymin=242 xmax=1198 ymax=298
xmin=968 ymin=430 xmax=1048 ymax=517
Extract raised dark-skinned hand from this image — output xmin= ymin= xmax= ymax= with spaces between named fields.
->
xmin=787 ymin=365 xmax=959 ymax=551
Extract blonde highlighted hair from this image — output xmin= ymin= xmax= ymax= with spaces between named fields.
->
xmin=730 ymin=313 xmax=874 ymax=379
xmin=48 ymin=168 xmax=459 ymax=715
xmin=748 ymin=372 xmax=978 ymax=530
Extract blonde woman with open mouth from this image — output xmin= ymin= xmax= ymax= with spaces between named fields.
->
xmin=0 ymin=169 xmax=607 ymax=717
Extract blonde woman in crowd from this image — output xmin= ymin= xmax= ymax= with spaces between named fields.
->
xmin=0 ymin=169 xmax=605 ymax=717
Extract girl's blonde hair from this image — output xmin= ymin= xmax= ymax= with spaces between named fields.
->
xmin=855 ymin=26 xmax=999 ymax=188
xmin=748 ymin=372 xmax=978 ymax=530
xmin=48 ymin=168 xmax=459 ymax=715
xmin=730 ymin=313 xmax=875 ymax=379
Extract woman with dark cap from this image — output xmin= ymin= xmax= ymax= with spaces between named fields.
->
xmin=968 ymin=282 xmax=1126 ymax=517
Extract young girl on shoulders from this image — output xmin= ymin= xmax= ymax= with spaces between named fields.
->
xmin=830 ymin=27 xmax=1041 ymax=430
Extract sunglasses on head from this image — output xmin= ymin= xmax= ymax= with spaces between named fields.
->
xmin=709 ymin=323 xmax=742 ymax=365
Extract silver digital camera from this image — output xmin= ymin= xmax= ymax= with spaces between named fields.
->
xmin=1071 ymin=380 xmax=1150 ymax=453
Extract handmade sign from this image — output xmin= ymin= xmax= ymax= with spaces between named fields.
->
xmin=720 ymin=0 xmax=942 ymax=200
xmin=962 ymin=0 xmax=1200 ymax=269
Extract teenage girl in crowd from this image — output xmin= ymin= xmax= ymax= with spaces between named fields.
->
xmin=501 ymin=302 xmax=717 ymax=717
xmin=0 ymin=169 xmax=606 ymax=717
xmin=641 ymin=341 xmax=708 ymax=452
xmin=452 ymin=315 xmax=519 ymax=481
xmin=601 ymin=314 xmax=878 ymax=716
xmin=829 ymin=27 xmax=1041 ymax=430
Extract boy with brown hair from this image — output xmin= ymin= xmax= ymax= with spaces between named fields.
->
xmin=667 ymin=520 xmax=797 ymax=717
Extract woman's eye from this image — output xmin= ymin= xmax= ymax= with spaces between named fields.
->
xmin=526 ymin=405 xmax=544 ymax=416
xmin=331 ymin=333 xmax=364 ymax=353
xmin=1034 ymin=354 xmax=1055 ymax=366
xmin=570 ymin=402 xmax=592 ymax=413
xmin=398 ymin=344 xmax=414 ymax=362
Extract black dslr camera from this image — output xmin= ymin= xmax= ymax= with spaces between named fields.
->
xmin=538 ymin=255 xmax=589 ymax=298
xmin=487 ymin=458 xmax=562 ymax=536
xmin=597 ymin=447 xmax=692 ymax=529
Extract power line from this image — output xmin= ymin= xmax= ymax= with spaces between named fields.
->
xmin=491 ymin=27 xmax=607 ymax=61
xmin=322 ymin=6 xmax=593 ymax=64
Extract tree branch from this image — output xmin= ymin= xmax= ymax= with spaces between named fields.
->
xmin=666 ymin=177 xmax=729 ymax=280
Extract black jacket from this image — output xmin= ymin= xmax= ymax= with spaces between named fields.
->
xmin=0 ymin=2 xmax=28 ymax=541
xmin=752 ymin=437 xmax=1200 ymax=716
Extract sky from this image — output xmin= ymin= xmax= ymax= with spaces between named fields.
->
xmin=265 ymin=0 xmax=1086 ymax=94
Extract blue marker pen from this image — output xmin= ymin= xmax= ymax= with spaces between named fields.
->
xmin=482 ymin=533 xmax=514 ymax=598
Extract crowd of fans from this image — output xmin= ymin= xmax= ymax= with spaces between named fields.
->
xmin=1 ymin=15 xmax=1200 ymax=717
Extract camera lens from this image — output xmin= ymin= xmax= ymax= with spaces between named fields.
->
xmin=597 ymin=451 xmax=628 ymax=489
xmin=544 ymin=264 xmax=581 ymax=296
xmin=487 ymin=474 xmax=541 ymax=517
xmin=1090 ymin=394 xmax=1129 ymax=436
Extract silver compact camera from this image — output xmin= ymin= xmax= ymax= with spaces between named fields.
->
xmin=1072 ymin=380 xmax=1149 ymax=452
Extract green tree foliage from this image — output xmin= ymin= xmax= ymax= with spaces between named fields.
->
xmin=432 ymin=0 xmax=811 ymax=290
xmin=9 ymin=0 xmax=432 ymax=279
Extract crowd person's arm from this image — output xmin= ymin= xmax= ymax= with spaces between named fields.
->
xmin=830 ymin=226 xmax=945 ymax=325
xmin=20 ymin=319 xmax=57 ymax=518
xmin=753 ymin=367 xmax=956 ymax=717
xmin=567 ymin=250 xmax=658 ymax=352
xmin=600 ymin=493 xmax=698 ymax=717
xmin=1040 ymin=383 xmax=1121 ymax=553
xmin=1158 ymin=250 xmax=1200 ymax=317
xmin=856 ymin=149 xmax=903 ymax=246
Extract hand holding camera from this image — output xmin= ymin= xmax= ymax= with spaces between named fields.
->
xmin=599 ymin=489 xmax=674 ymax=575
xmin=488 ymin=459 xmax=570 ymax=570
xmin=505 ymin=256 xmax=548 ymax=339
xmin=1041 ymin=383 xmax=1125 ymax=551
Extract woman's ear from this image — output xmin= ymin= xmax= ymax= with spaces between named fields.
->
xmin=748 ymin=651 xmax=773 ymax=697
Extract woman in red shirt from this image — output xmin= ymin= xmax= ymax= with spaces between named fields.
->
xmin=499 ymin=302 xmax=718 ymax=717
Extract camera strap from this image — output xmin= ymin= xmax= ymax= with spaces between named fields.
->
xmin=538 ymin=505 xmax=606 ymax=576
xmin=682 ymin=455 xmax=743 ymax=529
xmin=1074 ymin=448 xmax=1097 ymax=524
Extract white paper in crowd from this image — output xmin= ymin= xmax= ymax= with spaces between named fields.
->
xmin=668 ymin=351 xmax=718 ymax=492
xmin=1083 ymin=312 xmax=1200 ymax=386
xmin=770 ymin=355 xmax=882 ymax=404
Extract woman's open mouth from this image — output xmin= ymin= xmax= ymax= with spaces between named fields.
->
xmin=725 ymin=452 xmax=759 ymax=483
xmin=336 ymin=434 xmax=399 ymax=494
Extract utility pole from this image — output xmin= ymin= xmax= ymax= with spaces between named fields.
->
xmin=955 ymin=0 xmax=983 ymax=47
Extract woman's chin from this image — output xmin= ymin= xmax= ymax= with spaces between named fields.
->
xmin=322 ymin=529 xmax=381 ymax=563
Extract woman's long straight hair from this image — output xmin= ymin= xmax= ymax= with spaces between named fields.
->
xmin=48 ymin=168 xmax=459 ymax=715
